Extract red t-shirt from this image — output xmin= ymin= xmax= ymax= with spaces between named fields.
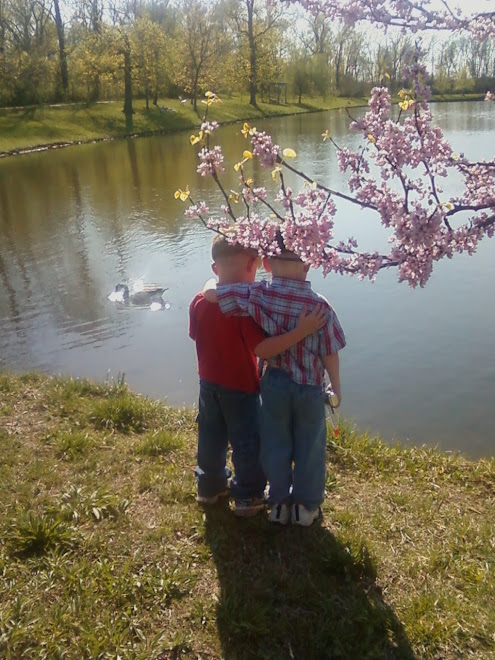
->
xmin=189 ymin=292 xmax=267 ymax=394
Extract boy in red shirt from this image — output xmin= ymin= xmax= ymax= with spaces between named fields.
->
xmin=189 ymin=235 xmax=325 ymax=517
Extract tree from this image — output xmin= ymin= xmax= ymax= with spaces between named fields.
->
xmin=131 ymin=16 xmax=167 ymax=109
xmin=53 ymin=0 xmax=69 ymax=96
xmin=302 ymin=11 xmax=331 ymax=56
xmin=286 ymin=48 xmax=313 ymax=103
xmin=0 ymin=0 xmax=59 ymax=105
xmin=178 ymin=1 xmax=495 ymax=288
xmin=109 ymin=0 xmax=139 ymax=129
xmin=225 ymin=0 xmax=286 ymax=107
xmin=170 ymin=0 xmax=227 ymax=112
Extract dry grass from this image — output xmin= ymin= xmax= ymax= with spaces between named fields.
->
xmin=0 ymin=372 xmax=494 ymax=659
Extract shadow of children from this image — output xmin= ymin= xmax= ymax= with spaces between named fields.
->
xmin=203 ymin=504 xmax=415 ymax=660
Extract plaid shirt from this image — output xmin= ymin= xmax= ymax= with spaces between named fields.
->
xmin=217 ymin=277 xmax=346 ymax=387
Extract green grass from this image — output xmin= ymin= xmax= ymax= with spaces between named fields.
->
xmin=0 ymin=371 xmax=494 ymax=659
xmin=0 ymin=94 xmax=367 ymax=155
xmin=0 ymin=92 xmax=485 ymax=156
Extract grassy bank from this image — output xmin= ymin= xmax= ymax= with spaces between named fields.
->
xmin=0 ymin=95 xmax=367 ymax=156
xmin=0 ymin=92 xmax=486 ymax=157
xmin=0 ymin=372 xmax=494 ymax=659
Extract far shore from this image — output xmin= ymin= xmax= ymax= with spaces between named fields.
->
xmin=0 ymin=92 xmax=485 ymax=159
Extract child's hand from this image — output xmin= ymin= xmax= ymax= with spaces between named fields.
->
xmin=202 ymin=279 xmax=218 ymax=303
xmin=296 ymin=304 xmax=327 ymax=336
xmin=325 ymin=384 xmax=341 ymax=408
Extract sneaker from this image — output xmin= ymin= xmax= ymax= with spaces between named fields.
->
xmin=292 ymin=504 xmax=322 ymax=527
xmin=196 ymin=489 xmax=230 ymax=505
xmin=234 ymin=497 xmax=266 ymax=518
xmin=268 ymin=503 xmax=290 ymax=525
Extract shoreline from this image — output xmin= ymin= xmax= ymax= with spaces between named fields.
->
xmin=0 ymin=98 xmax=362 ymax=160
xmin=0 ymin=92 xmax=485 ymax=160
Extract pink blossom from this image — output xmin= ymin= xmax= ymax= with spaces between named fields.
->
xmin=200 ymin=121 xmax=220 ymax=133
xmin=185 ymin=32 xmax=495 ymax=287
xmin=250 ymin=131 xmax=281 ymax=168
xmin=197 ymin=146 xmax=225 ymax=177
xmin=184 ymin=201 xmax=209 ymax=219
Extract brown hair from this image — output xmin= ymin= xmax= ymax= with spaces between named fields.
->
xmin=211 ymin=234 xmax=257 ymax=261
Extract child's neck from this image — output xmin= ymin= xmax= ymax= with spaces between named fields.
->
xmin=217 ymin=274 xmax=252 ymax=285
xmin=271 ymin=270 xmax=307 ymax=282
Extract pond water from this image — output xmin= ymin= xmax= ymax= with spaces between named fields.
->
xmin=0 ymin=102 xmax=494 ymax=458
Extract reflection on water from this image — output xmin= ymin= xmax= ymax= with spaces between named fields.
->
xmin=0 ymin=102 xmax=494 ymax=458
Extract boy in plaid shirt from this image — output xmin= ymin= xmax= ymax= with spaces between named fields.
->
xmin=205 ymin=247 xmax=345 ymax=526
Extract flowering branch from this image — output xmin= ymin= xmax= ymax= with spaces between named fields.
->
xmin=278 ymin=1 xmax=495 ymax=41
xmin=174 ymin=1 xmax=495 ymax=288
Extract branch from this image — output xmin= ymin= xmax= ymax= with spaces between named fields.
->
xmin=277 ymin=157 xmax=379 ymax=212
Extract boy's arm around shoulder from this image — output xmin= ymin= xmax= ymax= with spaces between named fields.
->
xmin=203 ymin=281 xmax=253 ymax=315
xmin=254 ymin=304 xmax=327 ymax=359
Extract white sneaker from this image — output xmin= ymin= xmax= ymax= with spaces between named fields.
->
xmin=292 ymin=504 xmax=322 ymax=527
xmin=268 ymin=503 xmax=290 ymax=525
xmin=196 ymin=489 xmax=230 ymax=505
xmin=234 ymin=497 xmax=266 ymax=517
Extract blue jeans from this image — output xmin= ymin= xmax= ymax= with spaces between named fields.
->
xmin=195 ymin=380 xmax=266 ymax=500
xmin=260 ymin=368 xmax=326 ymax=511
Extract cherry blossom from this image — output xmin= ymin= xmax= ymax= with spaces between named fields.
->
xmin=176 ymin=4 xmax=495 ymax=288
xmin=280 ymin=0 xmax=495 ymax=40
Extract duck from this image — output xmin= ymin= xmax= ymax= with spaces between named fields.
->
xmin=108 ymin=283 xmax=168 ymax=308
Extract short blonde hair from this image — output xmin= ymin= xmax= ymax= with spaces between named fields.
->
xmin=211 ymin=234 xmax=258 ymax=262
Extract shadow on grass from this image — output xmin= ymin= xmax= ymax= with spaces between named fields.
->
xmin=204 ymin=503 xmax=415 ymax=660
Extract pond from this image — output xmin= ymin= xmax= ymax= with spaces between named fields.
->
xmin=0 ymin=101 xmax=494 ymax=458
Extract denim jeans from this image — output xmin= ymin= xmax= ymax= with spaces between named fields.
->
xmin=195 ymin=379 xmax=266 ymax=500
xmin=260 ymin=368 xmax=326 ymax=511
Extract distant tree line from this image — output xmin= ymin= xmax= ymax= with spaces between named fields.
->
xmin=0 ymin=0 xmax=493 ymax=113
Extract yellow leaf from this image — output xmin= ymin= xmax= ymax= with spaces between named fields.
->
xmin=399 ymin=100 xmax=409 ymax=111
xmin=271 ymin=166 xmax=281 ymax=181
xmin=283 ymin=148 xmax=297 ymax=159
xmin=175 ymin=186 xmax=190 ymax=202
xmin=234 ymin=162 xmax=242 ymax=172
xmin=241 ymin=122 xmax=250 ymax=138
xmin=190 ymin=135 xmax=200 ymax=145
xmin=321 ymin=129 xmax=330 ymax=141
xmin=243 ymin=150 xmax=253 ymax=159
xmin=367 ymin=134 xmax=376 ymax=143
xmin=444 ymin=202 xmax=453 ymax=210
xmin=452 ymin=154 xmax=460 ymax=162
xmin=246 ymin=178 xmax=253 ymax=186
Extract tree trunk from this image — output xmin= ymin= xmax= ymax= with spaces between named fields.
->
xmin=247 ymin=0 xmax=257 ymax=107
xmin=122 ymin=35 xmax=134 ymax=131
xmin=53 ymin=0 xmax=69 ymax=96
